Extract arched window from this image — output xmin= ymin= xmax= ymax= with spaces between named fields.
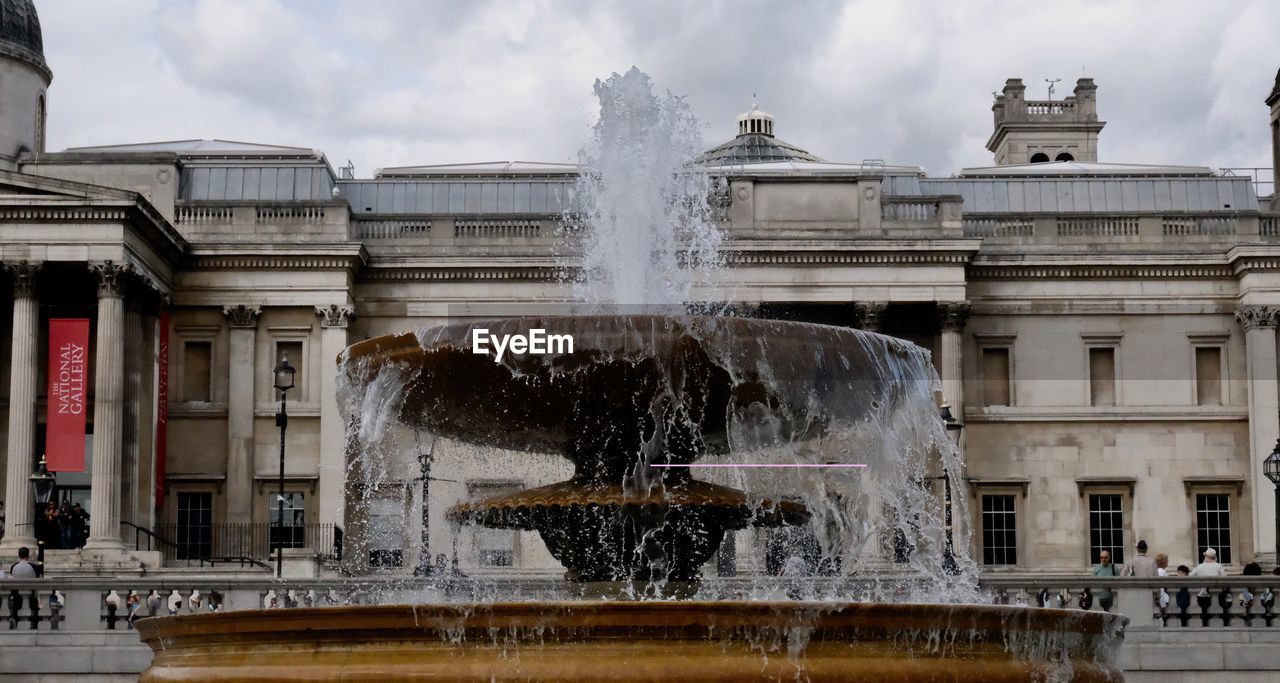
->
xmin=1029 ymin=152 xmax=1050 ymax=163
xmin=1055 ymin=152 xmax=1074 ymax=162
xmin=35 ymin=93 xmax=45 ymax=154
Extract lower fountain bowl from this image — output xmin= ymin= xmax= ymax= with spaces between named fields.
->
xmin=136 ymin=601 xmax=1125 ymax=682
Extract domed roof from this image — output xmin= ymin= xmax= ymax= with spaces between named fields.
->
xmin=695 ymin=102 xmax=822 ymax=166
xmin=0 ymin=0 xmax=48 ymax=78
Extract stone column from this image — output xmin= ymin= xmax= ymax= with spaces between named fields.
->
xmin=120 ymin=301 xmax=144 ymax=533
xmin=0 ymin=262 xmax=40 ymax=553
xmin=85 ymin=262 xmax=130 ymax=551
xmin=316 ymin=305 xmax=354 ymax=529
xmin=1236 ymin=305 xmax=1280 ymax=565
xmin=852 ymin=302 xmax=887 ymax=333
xmin=937 ymin=302 xmax=971 ymax=417
xmin=223 ymin=305 xmax=261 ymax=524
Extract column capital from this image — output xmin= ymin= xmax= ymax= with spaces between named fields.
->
xmin=1235 ymin=305 xmax=1279 ymax=331
xmin=852 ymin=302 xmax=888 ymax=332
xmin=222 ymin=304 xmax=262 ymax=328
xmin=316 ymin=304 xmax=356 ymax=328
xmin=91 ymin=260 xmax=133 ymax=298
xmin=937 ymin=301 xmax=972 ymax=332
xmin=5 ymin=260 xmax=41 ymax=298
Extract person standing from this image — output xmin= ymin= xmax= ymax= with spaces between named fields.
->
xmin=1190 ymin=548 xmax=1226 ymax=577
xmin=1154 ymin=553 xmax=1171 ymax=620
xmin=1121 ymin=540 xmax=1157 ymax=577
xmin=1091 ymin=550 xmax=1119 ymax=611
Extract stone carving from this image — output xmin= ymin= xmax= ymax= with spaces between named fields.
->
xmin=1235 ymin=305 xmax=1279 ymax=331
xmin=316 ymin=304 xmax=356 ymax=328
xmin=222 ymin=304 xmax=262 ymax=328
xmin=852 ymin=302 xmax=888 ymax=332
xmin=91 ymin=260 xmax=133 ymax=298
xmin=937 ymin=302 xmax=972 ymax=332
xmin=5 ymin=260 xmax=41 ymax=298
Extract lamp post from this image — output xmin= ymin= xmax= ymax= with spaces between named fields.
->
xmin=940 ymin=404 xmax=963 ymax=574
xmin=29 ymin=454 xmax=55 ymax=572
xmin=1265 ymin=439 xmax=1280 ymax=565
xmin=273 ymin=356 xmax=296 ymax=579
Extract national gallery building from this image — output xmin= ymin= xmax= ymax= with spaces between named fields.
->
xmin=1 ymin=1 xmax=1279 ymax=579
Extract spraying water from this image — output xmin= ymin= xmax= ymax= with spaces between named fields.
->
xmin=570 ymin=67 xmax=723 ymax=306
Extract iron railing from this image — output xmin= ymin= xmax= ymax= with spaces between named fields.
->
xmin=127 ymin=522 xmax=335 ymax=567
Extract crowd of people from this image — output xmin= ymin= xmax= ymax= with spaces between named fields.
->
xmin=33 ymin=500 xmax=90 ymax=550
xmin=1086 ymin=539 xmax=1280 ymax=615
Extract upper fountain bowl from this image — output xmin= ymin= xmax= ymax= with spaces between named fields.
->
xmin=340 ymin=315 xmax=933 ymax=468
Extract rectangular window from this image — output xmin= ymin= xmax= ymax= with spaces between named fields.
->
xmin=1195 ymin=347 xmax=1222 ymax=406
xmin=182 ymin=341 xmax=212 ymax=402
xmin=982 ymin=347 xmax=1011 ymax=406
xmin=981 ymin=494 xmax=1017 ymax=565
xmin=468 ymin=482 xmax=519 ymax=567
xmin=1088 ymin=494 xmax=1124 ymax=565
xmin=276 ymin=341 xmax=304 ymax=397
xmin=268 ymin=491 xmax=306 ymax=549
xmin=1088 ymin=348 xmax=1116 ymax=406
xmin=176 ymin=492 xmax=213 ymax=560
xmin=1195 ymin=493 xmax=1231 ymax=564
xmin=368 ymin=497 xmax=403 ymax=568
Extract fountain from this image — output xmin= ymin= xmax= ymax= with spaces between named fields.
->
xmin=136 ymin=69 xmax=1126 ymax=681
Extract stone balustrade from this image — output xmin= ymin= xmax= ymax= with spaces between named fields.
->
xmin=965 ymin=212 xmax=1280 ymax=245
xmin=1024 ymin=100 xmax=1076 ymax=116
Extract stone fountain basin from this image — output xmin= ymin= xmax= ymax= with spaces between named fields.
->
xmin=136 ymin=601 xmax=1125 ymax=682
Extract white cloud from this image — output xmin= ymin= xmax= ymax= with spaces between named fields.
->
xmin=36 ymin=0 xmax=1280 ymax=177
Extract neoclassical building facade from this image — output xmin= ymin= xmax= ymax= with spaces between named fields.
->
xmin=1 ymin=1 xmax=1280 ymax=578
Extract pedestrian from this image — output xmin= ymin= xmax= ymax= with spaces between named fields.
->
xmin=6 ymin=547 xmax=38 ymax=630
xmin=1241 ymin=562 xmax=1263 ymax=609
xmin=1190 ymin=547 xmax=1226 ymax=577
xmin=35 ymin=502 xmax=60 ymax=550
xmin=1091 ymin=550 xmax=1119 ymax=611
xmin=1174 ymin=564 xmax=1192 ymax=613
xmin=1154 ymin=553 xmax=1170 ymax=618
xmin=1121 ymin=539 xmax=1156 ymax=577
xmin=69 ymin=503 xmax=89 ymax=548
xmin=8 ymin=547 xmax=38 ymax=578
xmin=58 ymin=500 xmax=75 ymax=550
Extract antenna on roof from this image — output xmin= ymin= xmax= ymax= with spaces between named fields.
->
xmin=1045 ymin=78 xmax=1061 ymax=100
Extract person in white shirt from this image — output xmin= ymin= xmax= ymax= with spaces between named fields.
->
xmin=1190 ymin=547 xmax=1226 ymax=577
xmin=8 ymin=546 xmax=37 ymax=578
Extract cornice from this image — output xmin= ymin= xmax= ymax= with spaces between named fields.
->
xmin=968 ymin=263 xmax=1234 ymax=280
xmin=187 ymin=244 xmax=367 ymax=271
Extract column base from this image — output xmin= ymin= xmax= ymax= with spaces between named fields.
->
xmin=1250 ymin=551 xmax=1277 ymax=568
xmin=0 ymin=535 xmax=39 ymax=555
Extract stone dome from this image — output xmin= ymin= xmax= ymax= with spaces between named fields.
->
xmin=0 ymin=0 xmax=48 ymax=76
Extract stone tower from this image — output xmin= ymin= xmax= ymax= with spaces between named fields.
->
xmin=987 ymin=77 xmax=1104 ymax=165
xmin=1268 ymin=67 xmax=1279 ymax=209
xmin=0 ymin=0 xmax=50 ymax=170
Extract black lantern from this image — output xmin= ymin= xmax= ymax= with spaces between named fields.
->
xmin=1266 ymin=439 xmax=1280 ymax=564
xmin=274 ymin=355 xmax=296 ymax=395
xmin=1265 ymin=439 xmax=1280 ymax=486
xmin=29 ymin=454 xmax=55 ymax=505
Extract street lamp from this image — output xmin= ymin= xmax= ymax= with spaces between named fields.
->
xmin=1264 ymin=439 xmax=1280 ymax=565
xmin=29 ymin=454 xmax=55 ymax=571
xmin=940 ymin=404 xmax=962 ymax=574
xmin=29 ymin=454 xmax=55 ymax=505
xmin=273 ymin=355 xmax=296 ymax=579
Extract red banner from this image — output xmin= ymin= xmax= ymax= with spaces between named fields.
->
xmin=46 ymin=318 xmax=90 ymax=472
xmin=155 ymin=309 xmax=169 ymax=508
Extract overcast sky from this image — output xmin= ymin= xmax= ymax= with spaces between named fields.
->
xmin=37 ymin=0 xmax=1280 ymax=178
